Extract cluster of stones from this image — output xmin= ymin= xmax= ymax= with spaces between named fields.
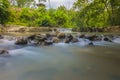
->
xmin=0 ymin=33 xmax=119 ymax=55
xmin=15 ymin=32 xmax=115 ymax=46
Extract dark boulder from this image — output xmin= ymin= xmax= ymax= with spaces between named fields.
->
xmin=64 ymin=34 xmax=78 ymax=43
xmin=0 ymin=49 xmax=9 ymax=55
xmin=80 ymin=34 xmax=85 ymax=38
xmin=71 ymin=37 xmax=79 ymax=43
xmin=64 ymin=34 xmax=73 ymax=43
xmin=0 ymin=35 xmax=4 ymax=39
xmin=66 ymin=34 xmax=73 ymax=40
xmin=94 ymin=35 xmax=102 ymax=41
xmin=27 ymin=34 xmax=36 ymax=40
xmin=15 ymin=38 xmax=28 ymax=45
xmin=89 ymin=42 xmax=94 ymax=45
xmin=76 ymin=33 xmax=85 ymax=38
xmin=52 ymin=37 xmax=61 ymax=43
xmin=46 ymin=33 xmax=51 ymax=38
xmin=57 ymin=33 xmax=65 ymax=39
xmin=103 ymin=37 xmax=112 ymax=42
xmin=44 ymin=40 xmax=53 ymax=46
xmin=35 ymin=34 xmax=47 ymax=42
xmin=45 ymin=33 xmax=56 ymax=40
xmin=64 ymin=38 xmax=71 ymax=43
xmin=85 ymin=34 xmax=98 ymax=41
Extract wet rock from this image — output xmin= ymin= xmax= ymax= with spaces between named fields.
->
xmin=64 ymin=34 xmax=78 ymax=43
xmin=89 ymin=42 xmax=94 ymax=45
xmin=0 ymin=49 xmax=9 ymax=55
xmin=49 ymin=33 xmax=57 ymax=37
xmin=44 ymin=40 xmax=53 ymax=46
xmin=35 ymin=34 xmax=47 ymax=42
xmin=46 ymin=33 xmax=51 ymax=38
xmin=104 ymin=37 xmax=112 ymax=42
xmin=0 ymin=35 xmax=4 ymax=39
xmin=53 ymin=28 xmax=57 ymax=32
xmin=64 ymin=38 xmax=71 ymax=43
xmin=52 ymin=37 xmax=61 ymax=43
xmin=45 ymin=33 xmax=56 ymax=40
xmin=15 ymin=38 xmax=28 ymax=45
xmin=66 ymin=34 xmax=73 ymax=40
xmin=94 ymin=35 xmax=102 ymax=41
xmin=85 ymin=34 xmax=98 ymax=41
xmin=57 ymin=33 xmax=65 ymax=39
xmin=71 ymin=37 xmax=79 ymax=43
xmin=80 ymin=34 xmax=85 ymax=38
xmin=76 ymin=33 xmax=85 ymax=38
xmin=27 ymin=34 xmax=36 ymax=40
xmin=64 ymin=34 xmax=73 ymax=43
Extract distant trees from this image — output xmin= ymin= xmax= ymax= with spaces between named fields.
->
xmin=0 ymin=0 xmax=120 ymax=28
xmin=74 ymin=0 xmax=120 ymax=28
xmin=0 ymin=0 xmax=10 ymax=25
xmin=7 ymin=5 xmax=73 ymax=28
xmin=9 ymin=0 xmax=46 ymax=8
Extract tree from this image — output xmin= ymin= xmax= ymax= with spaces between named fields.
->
xmin=0 ymin=0 xmax=10 ymax=25
xmin=53 ymin=6 xmax=68 ymax=28
xmin=73 ymin=0 xmax=120 ymax=28
xmin=9 ymin=0 xmax=46 ymax=8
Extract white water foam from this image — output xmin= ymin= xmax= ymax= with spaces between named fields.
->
xmin=113 ymin=38 xmax=120 ymax=44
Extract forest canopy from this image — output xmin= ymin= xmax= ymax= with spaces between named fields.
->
xmin=0 ymin=0 xmax=120 ymax=29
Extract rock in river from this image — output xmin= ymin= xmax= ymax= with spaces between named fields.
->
xmin=85 ymin=34 xmax=98 ymax=41
xmin=35 ymin=34 xmax=47 ymax=42
xmin=64 ymin=34 xmax=73 ymax=43
xmin=71 ymin=37 xmax=79 ymax=43
xmin=27 ymin=34 xmax=36 ymax=40
xmin=57 ymin=33 xmax=65 ymax=39
xmin=52 ymin=37 xmax=61 ymax=43
xmin=15 ymin=38 xmax=28 ymax=45
xmin=0 ymin=34 xmax=4 ymax=39
xmin=103 ymin=37 xmax=112 ymax=42
xmin=44 ymin=40 xmax=53 ymax=46
xmin=0 ymin=49 xmax=9 ymax=55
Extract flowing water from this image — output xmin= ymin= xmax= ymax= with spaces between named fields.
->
xmin=0 ymin=33 xmax=120 ymax=80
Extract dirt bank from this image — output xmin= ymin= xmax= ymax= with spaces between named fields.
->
xmin=0 ymin=25 xmax=120 ymax=33
xmin=72 ymin=26 xmax=120 ymax=32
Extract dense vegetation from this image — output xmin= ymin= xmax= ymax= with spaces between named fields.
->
xmin=0 ymin=0 xmax=120 ymax=29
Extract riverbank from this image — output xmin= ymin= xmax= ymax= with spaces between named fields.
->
xmin=0 ymin=25 xmax=120 ymax=33
xmin=72 ymin=26 xmax=120 ymax=33
xmin=0 ymin=25 xmax=53 ymax=32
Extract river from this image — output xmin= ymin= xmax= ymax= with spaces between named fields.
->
xmin=0 ymin=32 xmax=120 ymax=80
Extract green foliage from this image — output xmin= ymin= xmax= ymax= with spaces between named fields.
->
xmin=54 ymin=8 xmax=68 ymax=27
xmin=1 ymin=0 xmax=120 ymax=29
xmin=0 ymin=0 xmax=10 ymax=25
xmin=74 ymin=0 xmax=120 ymax=28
